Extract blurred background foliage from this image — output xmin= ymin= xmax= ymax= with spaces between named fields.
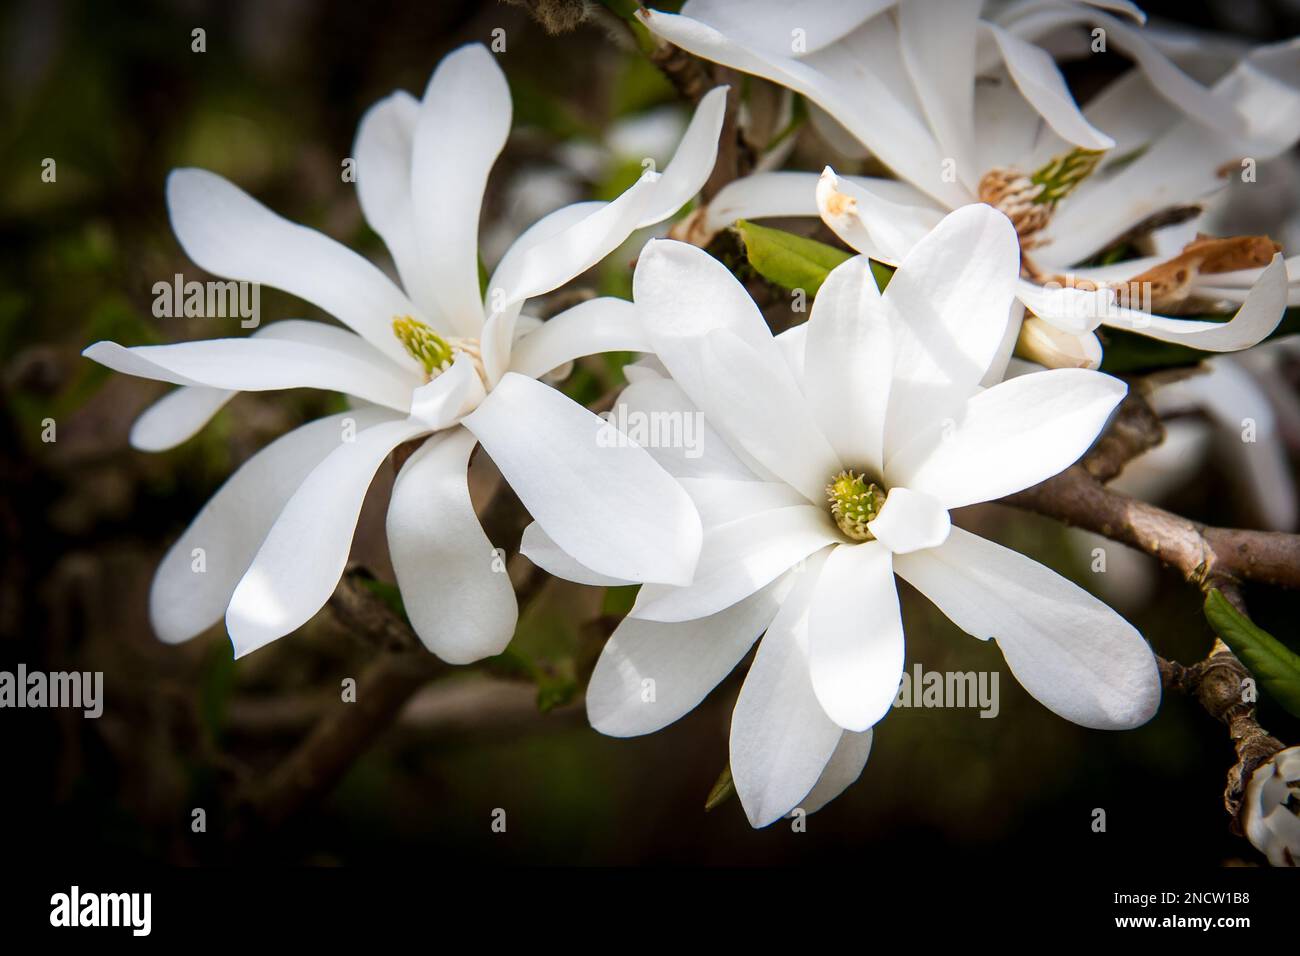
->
xmin=1 ymin=0 xmax=1298 ymax=866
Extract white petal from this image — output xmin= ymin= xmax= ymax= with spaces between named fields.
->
xmin=1101 ymin=255 xmax=1288 ymax=351
xmin=678 ymin=477 xmax=807 ymax=528
xmin=635 ymin=85 xmax=728 ymax=227
xmin=881 ymin=203 xmax=1021 ymax=457
xmin=894 ymin=527 xmax=1161 ymax=729
xmin=729 ymin=548 xmax=844 ymax=827
xmin=632 ymin=508 xmax=838 ymax=623
xmin=463 ymin=373 xmax=702 ymax=586
xmin=639 ymin=8 xmax=966 ymax=208
xmin=519 ymin=521 xmax=633 ymax=587
xmin=83 ymin=336 xmax=418 ymax=412
xmin=704 ymin=172 xmax=823 ymax=236
xmin=165 ymin=168 xmax=424 ymax=370
xmin=816 ymin=169 xmax=944 ymax=264
xmin=804 ymin=254 xmax=892 ymax=473
xmin=698 ymin=328 xmax=842 ymax=503
xmin=983 ymin=23 xmax=1114 ymax=151
xmin=148 ymin=408 xmax=397 ymax=645
xmin=586 ymin=576 xmax=787 ymax=737
xmin=411 ymin=44 xmax=510 ymax=337
xmin=354 ymin=89 xmax=443 ymax=324
xmin=898 ymin=0 xmax=980 ymax=190
xmin=130 ymin=385 xmax=233 ymax=453
xmin=612 ymin=376 xmax=762 ymax=481
xmin=677 ymin=0 xmax=893 ymax=55
xmin=387 ymin=427 xmax=518 ymax=664
xmin=408 ymin=353 xmax=486 ymax=431
xmin=127 ymin=319 xmax=400 ymax=451
xmin=809 ymin=541 xmax=903 ymax=731
xmin=867 ymin=487 xmax=951 ymax=554
xmin=481 ymin=177 xmax=659 ymax=383
xmin=887 ymin=368 xmax=1127 ymax=509
xmin=796 ymin=729 xmax=873 ymax=816
xmin=507 ymin=297 xmax=648 ymax=380
xmin=226 ymin=416 xmax=431 ymax=657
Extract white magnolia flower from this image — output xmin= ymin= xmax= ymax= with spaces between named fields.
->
xmin=1243 ymin=745 xmax=1300 ymax=867
xmin=643 ymin=0 xmax=1299 ymax=368
xmin=82 ymin=45 xmax=728 ymax=661
xmin=529 ymin=205 xmax=1161 ymax=826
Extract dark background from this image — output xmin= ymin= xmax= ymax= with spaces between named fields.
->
xmin=2 ymin=0 xmax=1298 ymax=867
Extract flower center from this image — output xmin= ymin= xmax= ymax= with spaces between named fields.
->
xmin=392 ymin=315 xmax=484 ymax=382
xmin=978 ymin=146 xmax=1104 ymax=249
xmin=826 ymin=469 xmax=886 ymax=542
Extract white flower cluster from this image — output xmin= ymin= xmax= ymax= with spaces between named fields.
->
xmin=83 ymin=2 xmax=1300 ymax=850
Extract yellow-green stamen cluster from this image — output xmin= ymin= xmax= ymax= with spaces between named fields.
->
xmin=1029 ymin=147 xmax=1106 ymax=206
xmin=392 ymin=315 xmax=454 ymax=377
xmin=826 ymin=470 xmax=886 ymax=542
xmin=979 ymin=147 xmax=1105 ymax=245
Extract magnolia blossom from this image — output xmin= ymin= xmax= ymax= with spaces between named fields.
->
xmin=644 ymin=0 xmax=1298 ymax=368
xmin=1243 ymin=746 xmax=1300 ymax=867
xmin=82 ymin=45 xmax=728 ymax=661
xmin=527 ymin=205 xmax=1161 ymax=826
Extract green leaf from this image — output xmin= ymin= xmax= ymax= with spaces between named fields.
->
xmin=733 ymin=219 xmax=850 ymax=295
xmin=704 ymin=764 xmax=735 ymax=812
xmin=1204 ymin=588 xmax=1300 ymax=718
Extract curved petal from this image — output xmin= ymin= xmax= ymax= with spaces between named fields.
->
xmin=519 ymin=521 xmax=634 ymax=587
xmin=411 ymin=44 xmax=511 ymax=337
xmin=704 ymin=172 xmax=823 ymax=236
xmin=463 ymin=372 xmax=702 ymax=586
xmin=126 ymin=319 xmax=403 ymax=450
xmin=816 ymin=169 xmax=945 ymax=264
xmin=898 ymin=0 xmax=980 ymax=191
xmin=796 ymin=728 xmax=873 ymax=816
xmin=165 ymin=168 xmax=423 ymax=371
xmin=804 ymin=254 xmax=892 ymax=473
xmin=631 ymin=507 xmax=839 ymax=623
xmin=225 ymin=416 xmax=431 ymax=657
xmin=1101 ymin=254 xmax=1288 ymax=351
xmin=613 ymin=376 xmax=763 ymax=481
xmin=698 ymin=328 xmax=842 ymax=503
xmin=983 ymin=23 xmax=1114 ymax=151
xmin=354 ymin=89 xmax=444 ymax=324
xmin=507 ymin=297 xmax=648 ymax=380
xmin=894 ymin=527 xmax=1161 ymax=730
xmin=729 ymin=548 xmax=844 ymax=828
xmin=83 ymin=336 xmax=418 ymax=412
xmin=677 ymin=0 xmax=894 ymax=55
xmin=586 ymin=575 xmax=787 ymax=737
xmin=148 ymin=407 xmax=397 ymax=645
xmin=638 ymin=8 xmax=966 ymax=208
xmin=678 ymin=477 xmax=808 ymax=528
xmin=388 ymin=427 xmax=518 ymax=664
xmin=867 ymin=487 xmax=951 ymax=554
xmin=635 ymin=85 xmax=728 ymax=227
xmin=809 ymin=540 xmax=903 ymax=732
xmin=481 ymin=176 xmax=660 ymax=384
xmin=881 ymin=203 xmax=1021 ymax=457
xmin=887 ymin=368 xmax=1127 ymax=509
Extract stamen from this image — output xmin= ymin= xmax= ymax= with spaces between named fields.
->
xmin=826 ymin=470 xmax=886 ymax=542
xmin=979 ymin=147 xmax=1105 ymax=247
xmin=392 ymin=316 xmax=454 ymax=377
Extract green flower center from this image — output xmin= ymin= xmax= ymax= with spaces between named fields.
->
xmin=826 ymin=469 xmax=886 ymax=542
xmin=393 ymin=315 xmax=454 ymax=377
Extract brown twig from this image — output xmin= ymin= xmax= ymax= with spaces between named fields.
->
xmin=1002 ymin=390 xmax=1300 ymax=592
xmin=1004 ymin=387 xmax=1292 ymax=836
